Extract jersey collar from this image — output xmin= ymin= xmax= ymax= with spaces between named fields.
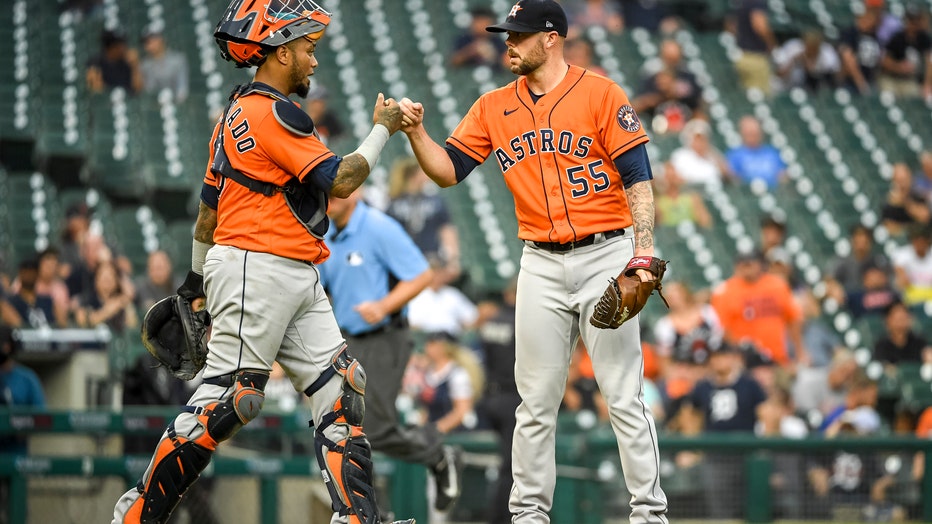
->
xmin=515 ymin=64 xmax=584 ymax=106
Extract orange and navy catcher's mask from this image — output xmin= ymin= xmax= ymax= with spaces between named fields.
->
xmin=214 ymin=0 xmax=331 ymax=68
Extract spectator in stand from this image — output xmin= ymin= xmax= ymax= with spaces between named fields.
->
xmin=726 ymin=115 xmax=787 ymax=190
xmin=303 ymin=85 xmax=345 ymax=145
xmin=134 ymin=249 xmax=180 ymax=313
xmin=640 ymin=39 xmax=698 ymax=88
xmin=10 ymin=248 xmax=70 ymax=327
xmin=800 ymin=290 xmax=845 ymax=368
xmin=755 ymin=385 xmax=809 ymax=519
xmin=563 ymin=37 xmax=607 ymax=76
xmin=866 ymin=0 xmax=904 ymax=47
xmin=733 ymin=0 xmax=778 ymax=96
xmin=879 ymin=5 xmax=931 ymax=98
xmin=820 ymin=370 xmax=881 ymax=434
xmin=845 ymin=264 xmax=901 ymax=318
xmin=756 ymin=213 xmax=805 ymax=291
xmin=632 ymin=69 xmax=702 ymax=136
xmin=892 ymin=224 xmax=932 ymax=306
xmin=635 ymin=40 xmax=704 ymax=136
xmin=565 ymin=0 xmax=624 ymax=36
xmin=808 ymin=395 xmax=882 ymax=521
xmin=795 ymin=349 xmax=859 ymax=420
xmin=387 ymin=157 xmax=461 ymax=276
xmin=669 ymin=118 xmax=733 ymax=190
xmin=683 ymin=341 xmax=767 ymax=520
xmin=416 ymin=332 xmax=483 ymax=434
xmin=139 ymin=28 xmax=189 ymax=102
xmin=839 ymin=9 xmax=883 ymax=95
xmin=86 ymin=28 xmax=142 ymax=94
xmin=653 ymin=281 xmax=723 ymax=371
xmin=914 ymin=150 xmax=932 ymax=203
xmin=74 ymin=260 xmax=137 ymax=335
xmin=873 ymin=300 xmax=932 ymax=366
xmin=0 ymin=325 xmax=46 ymax=455
xmin=475 ymin=279 xmax=519 ymax=524
xmin=825 ymin=223 xmax=891 ymax=303
xmin=774 ymin=29 xmax=842 ymax=92
xmin=3 ymin=258 xmax=59 ymax=329
xmin=654 ymin=161 xmax=713 ymax=229
xmin=449 ymin=7 xmax=508 ymax=70
xmin=711 ymin=247 xmax=808 ymax=368
xmin=414 ymin=332 xmax=483 ymax=522
xmin=766 ymin=247 xmax=802 ymax=291
xmin=882 ymin=163 xmax=930 ymax=238
xmin=406 ymin=257 xmax=478 ymax=336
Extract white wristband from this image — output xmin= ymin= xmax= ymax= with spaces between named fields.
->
xmin=192 ymin=239 xmax=211 ymax=276
xmin=351 ymin=123 xmax=390 ymax=170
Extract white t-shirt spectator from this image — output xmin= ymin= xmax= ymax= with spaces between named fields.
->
xmin=670 ymin=146 xmax=725 ymax=190
xmin=773 ymin=37 xmax=841 ymax=90
xmin=407 ymin=286 xmax=479 ymax=335
xmin=892 ymin=243 xmax=932 ymax=304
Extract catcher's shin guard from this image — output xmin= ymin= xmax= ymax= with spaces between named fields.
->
xmin=306 ymin=347 xmax=378 ymax=523
xmin=123 ymin=371 xmax=268 ymax=523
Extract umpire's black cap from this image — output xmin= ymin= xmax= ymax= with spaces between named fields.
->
xmin=486 ymin=0 xmax=568 ymax=37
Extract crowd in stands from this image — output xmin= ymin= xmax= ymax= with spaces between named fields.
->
xmin=2 ymin=0 xmax=932 ymax=521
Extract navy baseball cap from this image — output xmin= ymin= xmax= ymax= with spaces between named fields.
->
xmin=486 ymin=0 xmax=568 ymax=37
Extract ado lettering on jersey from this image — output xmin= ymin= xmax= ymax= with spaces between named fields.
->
xmin=447 ymin=66 xmax=648 ymax=244
xmin=203 ymin=91 xmax=334 ymax=263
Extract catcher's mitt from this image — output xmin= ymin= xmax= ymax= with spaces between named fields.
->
xmin=589 ymin=257 xmax=669 ymax=329
xmin=141 ymin=295 xmax=211 ymax=380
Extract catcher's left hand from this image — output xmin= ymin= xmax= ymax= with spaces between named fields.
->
xmin=589 ymin=257 xmax=669 ymax=329
xmin=141 ymin=295 xmax=211 ymax=380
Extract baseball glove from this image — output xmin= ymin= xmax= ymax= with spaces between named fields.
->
xmin=141 ymin=295 xmax=211 ymax=380
xmin=589 ymin=256 xmax=669 ymax=329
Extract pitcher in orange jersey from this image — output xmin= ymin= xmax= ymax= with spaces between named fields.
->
xmin=397 ymin=2 xmax=669 ymax=522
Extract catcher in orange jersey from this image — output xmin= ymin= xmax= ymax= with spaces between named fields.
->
xmin=111 ymin=1 xmax=413 ymax=523
xmin=398 ymin=1 xmax=669 ymax=522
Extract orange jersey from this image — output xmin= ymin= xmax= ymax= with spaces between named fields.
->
xmin=447 ymin=65 xmax=648 ymax=244
xmin=710 ymin=273 xmax=802 ymax=365
xmin=203 ymin=90 xmax=334 ymax=263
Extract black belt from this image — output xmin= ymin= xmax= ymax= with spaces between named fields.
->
xmin=529 ymin=228 xmax=625 ymax=253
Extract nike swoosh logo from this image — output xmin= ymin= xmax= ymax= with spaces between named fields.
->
xmin=504 ymin=107 xmax=519 ymax=116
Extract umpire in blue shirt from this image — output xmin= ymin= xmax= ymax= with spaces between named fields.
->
xmin=319 ymin=187 xmax=462 ymax=512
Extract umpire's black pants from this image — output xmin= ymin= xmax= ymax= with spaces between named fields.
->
xmin=346 ymin=327 xmax=445 ymax=467
xmin=481 ymin=390 xmax=522 ymax=524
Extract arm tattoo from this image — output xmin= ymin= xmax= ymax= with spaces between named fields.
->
xmin=627 ymin=180 xmax=655 ymax=253
xmin=330 ymin=154 xmax=370 ymax=197
xmin=194 ymin=202 xmax=217 ymax=245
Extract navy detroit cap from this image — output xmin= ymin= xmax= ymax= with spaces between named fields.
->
xmin=486 ymin=0 xmax=568 ymax=37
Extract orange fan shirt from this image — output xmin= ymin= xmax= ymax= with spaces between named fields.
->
xmin=710 ymin=273 xmax=802 ymax=366
xmin=447 ymin=65 xmax=648 ymax=244
xmin=203 ymin=90 xmax=334 ymax=263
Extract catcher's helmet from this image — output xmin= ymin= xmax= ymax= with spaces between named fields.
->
xmin=215 ymin=0 xmax=331 ymax=68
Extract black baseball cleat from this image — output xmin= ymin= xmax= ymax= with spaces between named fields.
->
xmin=389 ymin=520 xmax=415 ymax=524
xmin=432 ymin=445 xmax=462 ymax=511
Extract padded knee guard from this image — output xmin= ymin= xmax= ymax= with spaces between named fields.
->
xmin=308 ymin=347 xmax=378 ymax=524
xmin=123 ymin=370 xmax=268 ymax=524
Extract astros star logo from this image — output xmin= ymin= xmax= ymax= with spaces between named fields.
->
xmin=508 ymin=3 xmax=522 ymax=18
xmin=616 ymin=105 xmax=641 ymax=132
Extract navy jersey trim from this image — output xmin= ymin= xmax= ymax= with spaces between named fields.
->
xmin=614 ymin=143 xmax=653 ymax=189
xmin=445 ymin=145 xmax=481 ymax=183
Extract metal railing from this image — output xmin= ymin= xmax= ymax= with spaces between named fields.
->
xmin=2 ymin=408 xmax=932 ymax=523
